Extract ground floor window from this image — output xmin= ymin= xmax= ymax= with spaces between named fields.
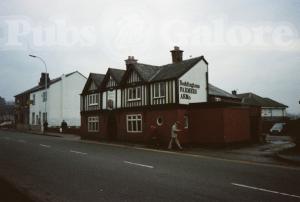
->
xmin=88 ymin=116 xmax=99 ymax=132
xmin=126 ymin=114 xmax=142 ymax=133
xmin=42 ymin=112 xmax=47 ymax=123
xmin=32 ymin=112 xmax=35 ymax=125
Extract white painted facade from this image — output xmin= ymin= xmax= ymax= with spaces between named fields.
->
xmin=30 ymin=72 xmax=87 ymax=127
xmin=178 ymin=60 xmax=208 ymax=105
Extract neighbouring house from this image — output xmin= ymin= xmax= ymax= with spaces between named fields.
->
xmin=80 ymin=46 xmax=260 ymax=144
xmin=15 ymin=91 xmax=31 ymax=130
xmin=235 ymin=92 xmax=287 ymax=133
xmin=208 ymin=84 xmax=241 ymax=103
xmin=0 ymin=100 xmax=15 ymax=124
xmin=15 ymin=71 xmax=87 ymax=131
xmin=235 ymin=92 xmax=287 ymax=121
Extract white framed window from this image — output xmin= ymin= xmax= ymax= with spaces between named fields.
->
xmin=88 ymin=94 xmax=98 ymax=106
xmin=128 ymin=87 xmax=141 ymax=101
xmin=154 ymin=82 xmax=166 ymax=98
xmin=126 ymin=114 xmax=142 ymax=133
xmin=214 ymin=97 xmax=222 ymax=102
xmin=184 ymin=115 xmax=188 ymax=129
xmin=88 ymin=116 xmax=99 ymax=132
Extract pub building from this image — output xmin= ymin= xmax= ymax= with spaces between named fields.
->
xmin=80 ymin=47 xmax=261 ymax=144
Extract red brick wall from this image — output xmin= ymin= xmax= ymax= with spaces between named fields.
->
xmin=189 ymin=106 xmax=252 ymax=144
xmin=223 ymin=108 xmax=251 ymax=143
xmin=189 ymin=108 xmax=225 ymax=144
xmin=113 ymin=108 xmax=189 ymax=145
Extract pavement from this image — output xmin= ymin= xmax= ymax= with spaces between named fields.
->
xmin=1 ymin=130 xmax=300 ymax=202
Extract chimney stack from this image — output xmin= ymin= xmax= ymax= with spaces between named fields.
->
xmin=232 ymin=90 xmax=237 ymax=95
xmin=170 ymin=46 xmax=183 ymax=63
xmin=39 ymin=72 xmax=50 ymax=86
xmin=125 ymin=56 xmax=138 ymax=69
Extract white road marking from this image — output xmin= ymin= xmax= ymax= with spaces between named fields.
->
xmin=18 ymin=139 xmax=26 ymax=143
xmin=82 ymin=140 xmax=300 ymax=171
xmin=124 ymin=161 xmax=154 ymax=169
xmin=231 ymin=183 xmax=300 ymax=199
xmin=39 ymin=144 xmax=51 ymax=148
xmin=70 ymin=150 xmax=87 ymax=155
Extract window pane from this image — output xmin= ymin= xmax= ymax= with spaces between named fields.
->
xmin=137 ymin=87 xmax=141 ymax=98
xmin=137 ymin=121 xmax=141 ymax=131
xmin=160 ymin=83 xmax=166 ymax=96
xmin=132 ymin=121 xmax=136 ymax=131
xmin=129 ymin=89 xmax=132 ymax=99
xmin=154 ymin=83 xmax=159 ymax=97
xmin=128 ymin=121 xmax=132 ymax=132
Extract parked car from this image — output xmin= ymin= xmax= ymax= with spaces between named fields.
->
xmin=270 ymin=123 xmax=286 ymax=135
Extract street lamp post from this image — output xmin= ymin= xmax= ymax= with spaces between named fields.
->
xmin=29 ymin=54 xmax=47 ymax=133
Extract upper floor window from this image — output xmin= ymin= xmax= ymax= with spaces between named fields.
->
xmin=128 ymin=87 xmax=141 ymax=101
xmin=42 ymin=92 xmax=47 ymax=102
xmin=154 ymin=82 xmax=166 ymax=98
xmin=31 ymin=94 xmax=36 ymax=105
xmin=88 ymin=94 xmax=98 ymax=106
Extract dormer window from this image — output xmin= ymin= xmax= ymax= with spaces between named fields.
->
xmin=154 ymin=82 xmax=166 ymax=98
xmin=88 ymin=94 xmax=99 ymax=106
xmin=128 ymin=87 xmax=141 ymax=101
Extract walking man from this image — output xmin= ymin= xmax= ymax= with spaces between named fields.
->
xmin=168 ymin=121 xmax=183 ymax=150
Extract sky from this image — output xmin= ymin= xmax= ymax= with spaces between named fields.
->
xmin=0 ymin=0 xmax=299 ymax=114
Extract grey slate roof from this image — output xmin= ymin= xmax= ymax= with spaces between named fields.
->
xmin=237 ymin=93 xmax=288 ymax=108
xmin=90 ymin=73 xmax=105 ymax=87
xmin=108 ymin=68 xmax=126 ymax=84
xmin=208 ymin=84 xmax=240 ymax=99
xmin=134 ymin=63 xmax=161 ymax=81
xmin=151 ymin=56 xmax=204 ymax=82
xmin=127 ymin=56 xmax=205 ymax=82
xmin=15 ymin=71 xmax=84 ymax=96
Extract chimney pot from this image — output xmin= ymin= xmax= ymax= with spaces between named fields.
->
xmin=125 ymin=56 xmax=138 ymax=69
xmin=39 ymin=72 xmax=50 ymax=86
xmin=170 ymin=46 xmax=183 ymax=63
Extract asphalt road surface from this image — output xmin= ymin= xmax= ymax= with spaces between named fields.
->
xmin=0 ymin=130 xmax=300 ymax=202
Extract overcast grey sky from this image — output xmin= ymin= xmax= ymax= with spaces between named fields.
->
xmin=0 ymin=0 xmax=299 ymax=114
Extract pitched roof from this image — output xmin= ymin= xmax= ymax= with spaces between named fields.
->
xmin=15 ymin=71 xmax=84 ymax=97
xmin=124 ymin=56 xmax=206 ymax=83
xmin=134 ymin=63 xmax=161 ymax=81
xmin=237 ymin=93 xmax=288 ymax=108
xmin=89 ymin=73 xmax=105 ymax=87
xmin=151 ymin=56 xmax=204 ymax=82
xmin=108 ymin=68 xmax=126 ymax=84
xmin=208 ymin=84 xmax=240 ymax=99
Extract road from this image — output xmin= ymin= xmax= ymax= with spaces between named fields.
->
xmin=0 ymin=130 xmax=300 ymax=202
